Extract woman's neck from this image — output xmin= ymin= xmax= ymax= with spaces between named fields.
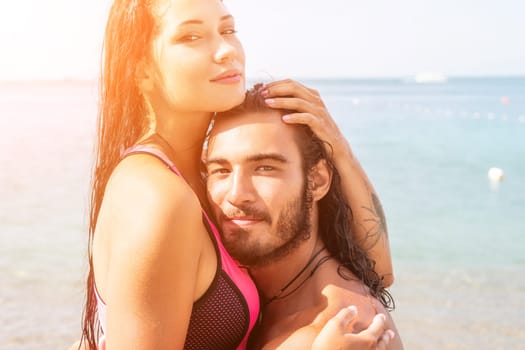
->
xmin=151 ymin=110 xmax=212 ymax=186
xmin=156 ymin=110 xmax=211 ymax=148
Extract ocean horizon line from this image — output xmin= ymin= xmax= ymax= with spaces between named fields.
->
xmin=1 ymin=74 xmax=525 ymax=85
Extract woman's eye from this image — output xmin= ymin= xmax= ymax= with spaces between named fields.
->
xmin=179 ymin=34 xmax=200 ymax=42
xmin=222 ymin=28 xmax=237 ymax=35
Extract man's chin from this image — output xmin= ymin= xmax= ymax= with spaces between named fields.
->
xmin=221 ymin=236 xmax=273 ymax=267
xmin=223 ymin=239 xmax=301 ymax=268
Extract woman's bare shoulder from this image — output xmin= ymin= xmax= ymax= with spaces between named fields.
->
xmin=110 ymin=153 xmax=197 ymax=203
xmin=96 ymin=154 xmax=207 ymax=322
xmin=97 ymin=153 xmax=205 ymax=263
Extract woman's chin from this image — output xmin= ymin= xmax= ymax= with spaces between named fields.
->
xmin=214 ymin=92 xmax=246 ymax=112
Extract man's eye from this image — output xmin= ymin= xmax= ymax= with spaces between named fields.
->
xmin=209 ymin=168 xmax=229 ymax=175
xmin=256 ymin=166 xmax=274 ymax=172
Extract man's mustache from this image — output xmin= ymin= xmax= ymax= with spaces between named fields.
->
xmin=221 ymin=205 xmax=272 ymax=224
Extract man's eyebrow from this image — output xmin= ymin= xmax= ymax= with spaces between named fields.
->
xmin=205 ymin=157 xmax=228 ymax=166
xmin=205 ymin=153 xmax=289 ymax=166
xmin=246 ymin=153 xmax=288 ymax=163
xmin=178 ymin=15 xmax=233 ymax=27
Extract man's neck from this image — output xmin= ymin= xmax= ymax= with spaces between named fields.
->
xmin=249 ymin=237 xmax=326 ymax=306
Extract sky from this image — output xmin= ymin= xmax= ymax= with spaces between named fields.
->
xmin=0 ymin=0 xmax=523 ymax=80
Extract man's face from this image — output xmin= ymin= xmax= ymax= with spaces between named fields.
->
xmin=205 ymin=111 xmax=312 ymax=267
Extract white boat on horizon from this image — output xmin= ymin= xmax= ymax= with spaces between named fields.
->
xmin=412 ymin=72 xmax=448 ymax=84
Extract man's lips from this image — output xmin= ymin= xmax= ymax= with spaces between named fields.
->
xmin=223 ymin=216 xmax=264 ymax=226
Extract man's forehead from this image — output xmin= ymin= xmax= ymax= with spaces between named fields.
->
xmin=207 ymin=110 xmax=301 ymax=159
xmin=211 ymin=110 xmax=284 ymax=135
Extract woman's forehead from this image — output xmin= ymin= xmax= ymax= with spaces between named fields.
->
xmin=152 ymin=0 xmax=231 ymax=28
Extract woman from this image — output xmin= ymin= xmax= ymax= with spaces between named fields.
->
xmin=80 ymin=0 xmax=394 ymax=349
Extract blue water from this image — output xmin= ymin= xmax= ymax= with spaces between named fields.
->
xmin=1 ymin=77 xmax=524 ymax=349
xmin=306 ymin=77 xmax=525 ymax=269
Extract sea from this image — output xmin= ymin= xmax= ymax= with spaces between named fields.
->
xmin=1 ymin=77 xmax=524 ymax=349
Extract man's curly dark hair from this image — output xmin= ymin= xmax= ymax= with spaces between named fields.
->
xmin=215 ymin=83 xmax=394 ymax=310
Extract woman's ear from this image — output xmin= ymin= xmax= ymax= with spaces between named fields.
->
xmin=135 ymin=60 xmax=155 ymax=93
xmin=308 ymin=159 xmax=332 ymax=201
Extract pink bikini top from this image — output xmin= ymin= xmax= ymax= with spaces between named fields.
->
xmin=96 ymin=145 xmax=260 ymax=350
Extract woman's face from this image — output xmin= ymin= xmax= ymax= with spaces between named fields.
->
xmin=147 ymin=0 xmax=246 ymax=114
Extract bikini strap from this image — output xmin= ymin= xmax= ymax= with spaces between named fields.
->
xmin=121 ymin=145 xmax=218 ymax=235
xmin=121 ymin=145 xmax=184 ymax=178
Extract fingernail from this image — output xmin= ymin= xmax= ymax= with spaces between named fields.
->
xmin=347 ymin=305 xmax=357 ymax=314
xmin=282 ymin=115 xmax=291 ymax=121
xmin=387 ymin=330 xmax=396 ymax=339
xmin=265 ymin=98 xmax=274 ymax=105
xmin=261 ymin=89 xmax=269 ymax=97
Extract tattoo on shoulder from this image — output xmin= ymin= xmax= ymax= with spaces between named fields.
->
xmin=360 ymin=192 xmax=388 ymax=249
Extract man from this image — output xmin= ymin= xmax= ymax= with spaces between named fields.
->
xmin=205 ymin=86 xmax=403 ymax=349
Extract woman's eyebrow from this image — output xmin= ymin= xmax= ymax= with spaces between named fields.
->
xmin=178 ymin=15 xmax=233 ymax=27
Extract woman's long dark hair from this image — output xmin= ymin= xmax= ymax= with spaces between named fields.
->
xmin=80 ymin=1 xmax=156 ymax=348
xmin=216 ymin=84 xmax=394 ymax=310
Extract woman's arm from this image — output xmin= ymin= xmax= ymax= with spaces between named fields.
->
xmin=323 ymin=138 xmax=393 ymax=286
xmin=262 ymin=79 xmax=393 ymax=286
xmin=259 ymin=307 xmax=394 ymax=350
xmin=92 ymin=308 xmax=395 ymax=350
xmin=98 ymin=157 xmax=204 ymax=349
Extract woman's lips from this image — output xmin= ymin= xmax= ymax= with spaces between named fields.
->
xmin=210 ymin=70 xmax=242 ymax=84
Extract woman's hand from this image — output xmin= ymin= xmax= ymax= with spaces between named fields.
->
xmin=312 ymin=307 xmax=395 ymax=350
xmin=262 ymin=79 xmax=349 ymax=159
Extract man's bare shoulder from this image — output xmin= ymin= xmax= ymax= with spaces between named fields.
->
xmin=312 ymin=278 xmax=377 ymax=330
xmin=258 ymin=284 xmax=374 ymax=349
xmin=320 ymin=283 xmax=403 ymax=349
xmin=260 ymin=323 xmax=319 ymax=350
xmin=257 ymin=267 xmax=403 ymax=349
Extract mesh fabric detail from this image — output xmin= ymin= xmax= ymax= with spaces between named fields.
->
xmin=183 ymin=272 xmax=248 ymax=349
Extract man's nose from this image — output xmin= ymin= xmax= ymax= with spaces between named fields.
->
xmin=226 ymin=170 xmax=255 ymax=205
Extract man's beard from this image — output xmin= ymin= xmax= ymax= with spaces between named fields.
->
xmin=221 ymin=182 xmax=313 ymax=268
